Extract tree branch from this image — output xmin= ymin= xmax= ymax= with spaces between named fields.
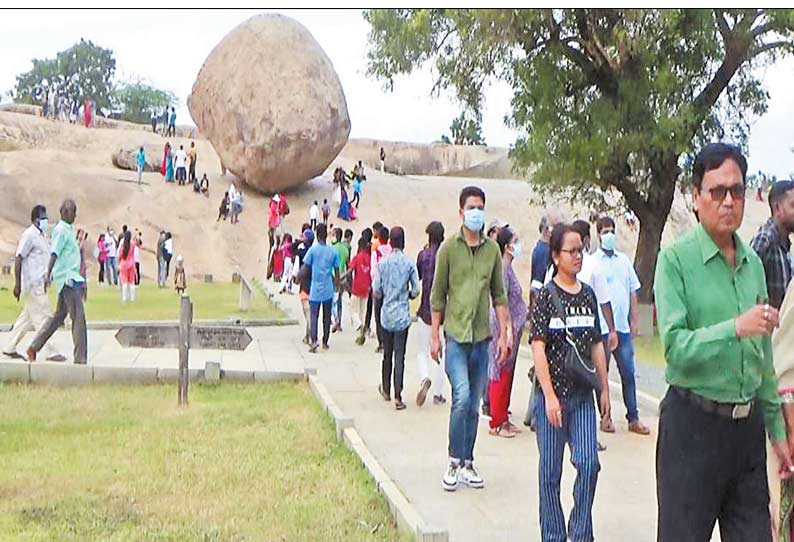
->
xmin=751 ymin=40 xmax=794 ymax=57
xmin=714 ymin=9 xmax=731 ymax=40
xmin=751 ymin=21 xmax=774 ymax=37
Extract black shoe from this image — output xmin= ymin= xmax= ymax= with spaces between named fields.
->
xmin=322 ymin=343 xmax=329 ymax=351
xmin=433 ymin=395 xmax=447 ymax=405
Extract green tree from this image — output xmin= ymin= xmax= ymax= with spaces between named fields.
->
xmin=113 ymin=80 xmax=177 ymax=124
xmin=364 ymin=9 xmax=794 ymax=301
xmin=14 ymin=39 xmax=116 ymax=114
xmin=450 ymin=112 xmax=485 ymax=145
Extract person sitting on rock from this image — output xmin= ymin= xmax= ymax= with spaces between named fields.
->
xmin=199 ymin=174 xmax=210 ymax=197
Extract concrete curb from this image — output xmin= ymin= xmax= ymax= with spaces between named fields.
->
xmin=1 ymin=319 xmax=298 ymax=332
xmin=305 ymin=369 xmax=449 ymax=542
xmin=0 ymin=361 xmax=306 ymax=387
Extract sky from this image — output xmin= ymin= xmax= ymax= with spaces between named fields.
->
xmin=1 ymin=8 xmax=793 ymax=177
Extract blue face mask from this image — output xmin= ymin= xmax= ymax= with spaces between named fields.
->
xmin=510 ymin=242 xmax=522 ymax=259
xmin=463 ymin=208 xmax=485 ymax=232
xmin=601 ymin=231 xmax=617 ymax=251
xmin=37 ymin=218 xmax=49 ymax=233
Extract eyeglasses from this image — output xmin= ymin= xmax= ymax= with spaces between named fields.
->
xmin=706 ymin=184 xmax=746 ymax=203
xmin=559 ymin=248 xmax=584 ymax=257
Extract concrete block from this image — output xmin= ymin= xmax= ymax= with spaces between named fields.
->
xmin=232 ymin=272 xmax=241 ymax=284
xmin=253 ymin=370 xmax=303 ymax=383
xmin=157 ymin=368 xmax=203 ymax=382
xmin=92 ymin=366 xmax=158 ymax=384
xmin=220 ymin=369 xmax=254 ymax=382
xmin=203 ymin=274 xmax=213 ymax=283
xmin=308 ymin=374 xmax=336 ymax=413
xmin=30 ymin=362 xmax=92 ymax=386
xmin=1 ymin=265 xmax=11 ymax=275
xmin=417 ymin=525 xmax=449 ymax=542
xmin=204 ymin=362 xmax=221 ymax=382
xmin=327 ymin=403 xmax=353 ymax=439
xmin=0 ymin=361 xmax=30 ymax=383
xmin=350 ymin=440 xmax=391 ymax=487
xmin=342 ymin=426 xmax=364 ymax=449
xmin=303 ymin=366 xmax=318 ymax=380
xmin=379 ymin=480 xmax=423 ymax=536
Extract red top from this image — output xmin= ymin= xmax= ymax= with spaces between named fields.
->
xmin=349 ymin=251 xmax=372 ymax=297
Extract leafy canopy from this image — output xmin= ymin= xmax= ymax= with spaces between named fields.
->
xmin=113 ymin=81 xmax=177 ymax=124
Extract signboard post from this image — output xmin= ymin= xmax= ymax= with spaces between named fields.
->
xmin=115 ymin=294 xmax=252 ymax=406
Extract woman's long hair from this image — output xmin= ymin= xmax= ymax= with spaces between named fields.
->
xmin=120 ymin=230 xmax=132 ymax=260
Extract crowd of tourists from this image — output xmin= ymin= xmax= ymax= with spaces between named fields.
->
xmin=12 ymin=140 xmax=794 ymax=541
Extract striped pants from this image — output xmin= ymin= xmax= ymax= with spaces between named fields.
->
xmin=535 ymin=391 xmax=600 ymax=542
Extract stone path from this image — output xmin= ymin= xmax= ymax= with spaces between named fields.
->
xmin=1 ymin=287 xmax=721 ymax=542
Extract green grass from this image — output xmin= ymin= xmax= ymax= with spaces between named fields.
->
xmin=0 ymin=382 xmax=409 ymax=542
xmin=633 ymin=334 xmax=665 ymax=368
xmin=0 ymin=278 xmax=286 ymax=324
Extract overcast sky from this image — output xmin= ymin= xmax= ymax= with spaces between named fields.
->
xmin=2 ymin=8 xmax=793 ymax=177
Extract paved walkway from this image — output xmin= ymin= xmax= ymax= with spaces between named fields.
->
xmin=1 ymin=287 xmax=719 ymax=542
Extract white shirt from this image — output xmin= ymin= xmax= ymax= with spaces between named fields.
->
xmin=164 ymin=238 xmax=173 ymax=255
xmin=133 ymin=242 xmax=141 ymax=263
xmin=309 ymin=204 xmax=319 ymax=220
xmin=16 ymin=224 xmax=50 ymax=293
xmin=174 ymin=149 xmax=188 ymax=168
xmin=543 ymin=251 xmax=612 ymax=335
xmin=105 ymin=235 xmax=117 ymax=258
xmin=592 ymin=248 xmax=640 ymax=334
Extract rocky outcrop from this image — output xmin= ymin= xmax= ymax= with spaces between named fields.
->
xmin=188 ymin=14 xmax=350 ymax=193
xmin=111 ymin=145 xmax=162 ymax=172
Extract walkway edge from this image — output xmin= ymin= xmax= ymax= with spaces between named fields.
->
xmin=0 ymin=319 xmax=297 ymax=333
xmin=305 ymin=369 xmax=449 ymax=542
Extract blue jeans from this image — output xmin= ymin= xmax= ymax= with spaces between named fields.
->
xmin=602 ymin=332 xmax=639 ymax=422
xmin=535 ymin=391 xmax=600 ymax=542
xmin=310 ymin=299 xmax=333 ymax=347
xmin=445 ymin=337 xmax=489 ymax=462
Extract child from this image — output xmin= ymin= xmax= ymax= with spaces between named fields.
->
xmin=321 ymin=199 xmax=331 ymax=224
xmin=217 ymin=191 xmax=229 ymax=221
xmin=279 ymin=234 xmax=294 ymax=294
xmin=174 ymin=255 xmax=187 ymax=294
xmin=344 ymin=237 xmax=372 ymax=345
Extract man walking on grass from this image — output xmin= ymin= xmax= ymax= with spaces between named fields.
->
xmin=3 ymin=205 xmax=66 ymax=362
xmin=373 ymin=226 xmax=419 ymax=411
xmin=431 ymin=186 xmax=511 ymax=492
xmin=27 ymin=199 xmax=87 ymax=364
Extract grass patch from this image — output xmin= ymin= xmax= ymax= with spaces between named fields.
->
xmin=633 ymin=334 xmax=665 ymax=368
xmin=0 ymin=383 xmax=408 ymax=542
xmin=0 ymin=279 xmax=286 ymax=324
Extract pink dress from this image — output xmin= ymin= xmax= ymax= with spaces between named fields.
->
xmin=117 ymin=242 xmax=137 ymax=285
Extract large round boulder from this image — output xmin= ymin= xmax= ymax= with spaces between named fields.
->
xmin=111 ymin=145 xmax=162 ymax=172
xmin=188 ymin=14 xmax=351 ymax=193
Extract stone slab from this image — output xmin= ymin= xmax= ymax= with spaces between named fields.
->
xmin=205 ymin=361 xmax=221 ymax=381
xmin=30 ymin=362 xmax=92 ymax=386
xmin=157 ymin=368 xmax=203 ymax=382
xmin=349 ymin=439 xmax=391 ymax=488
xmin=0 ymin=361 xmax=30 ymax=383
xmin=253 ymin=370 xmax=303 ymax=383
xmin=327 ymin=403 xmax=353 ymax=439
xmin=417 ymin=525 xmax=450 ymax=542
xmin=92 ymin=366 xmax=159 ymax=384
xmin=220 ymin=369 xmax=254 ymax=382
xmin=379 ymin=480 xmax=424 ymax=537
xmin=308 ymin=374 xmax=336 ymax=413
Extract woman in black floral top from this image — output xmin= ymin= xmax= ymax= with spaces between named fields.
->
xmin=530 ymin=223 xmax=610 ymax=542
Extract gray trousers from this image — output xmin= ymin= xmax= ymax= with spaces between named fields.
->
xmin=30 ymin=284 xmax=87 ymax=364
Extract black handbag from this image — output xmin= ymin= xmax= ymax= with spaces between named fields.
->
xmin=546 ymin=283 xmax=599 ymax=391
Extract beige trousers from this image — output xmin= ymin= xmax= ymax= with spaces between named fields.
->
xmin=349 ymin=294 xmax=367 ymax=331
xmin=3 ymin=286 xmax=60 ymax=357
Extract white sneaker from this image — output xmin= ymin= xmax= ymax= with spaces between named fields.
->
xmin=459 ymin=461 xmax=484 ymax=489
xmin=442 ymin=459 xmax=461 ymax=492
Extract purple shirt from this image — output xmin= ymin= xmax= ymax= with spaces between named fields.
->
xmin=416 ymin=244 xmax=440 ymax=325
xmin=489 ymin=261 xmax=527 ymax=380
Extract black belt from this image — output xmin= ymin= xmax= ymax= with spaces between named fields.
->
xmin=671 ymin=386 xmax=753 ymax=420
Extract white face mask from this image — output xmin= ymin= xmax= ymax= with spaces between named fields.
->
xmin=510 ymin=242 xmax=522 ymax=259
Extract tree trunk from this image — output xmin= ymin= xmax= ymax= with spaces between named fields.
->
xmin=633 ymin=213 xmax=665 ymax=304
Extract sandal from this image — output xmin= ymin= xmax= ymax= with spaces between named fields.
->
xmin=600 ymin=417 xmax=616 ymax=433
xmin=489 ymin=424 xmax=515 ymax=438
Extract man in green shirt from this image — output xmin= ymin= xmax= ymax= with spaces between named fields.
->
xmin=654 ymin=143 xmax=794 ymax=541
xmin=430 ymin=185 xmax=510 ymax=492
xmin=27 ymin=199 xmax=87 ymax=364
xmin=332 ymin=227 xmax=351 ymax=332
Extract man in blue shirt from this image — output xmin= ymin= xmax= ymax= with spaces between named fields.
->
xmin=373 ymin=226 xmax=419 ymax=410
xmin=303 ymin=223 xmax=340 ymax=353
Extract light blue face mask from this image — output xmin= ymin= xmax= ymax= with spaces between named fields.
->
xmin=511 ymin=242 xmax=522 ymax=259
xmin=463 ymin=208 xmax=485 ymax=232
xmin=601 ymin=231 xmax=617 ymax=251
xmin=37 ymin=218 xmax=49 ymax=233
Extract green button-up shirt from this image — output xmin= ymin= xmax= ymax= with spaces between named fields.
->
xmin=430 ymin=229 xmax=507 ymax=344
xmin=654 ymin=223 xmax=784 ymax=441
xmin=50 ymin=220 xmax=84 ymax=294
